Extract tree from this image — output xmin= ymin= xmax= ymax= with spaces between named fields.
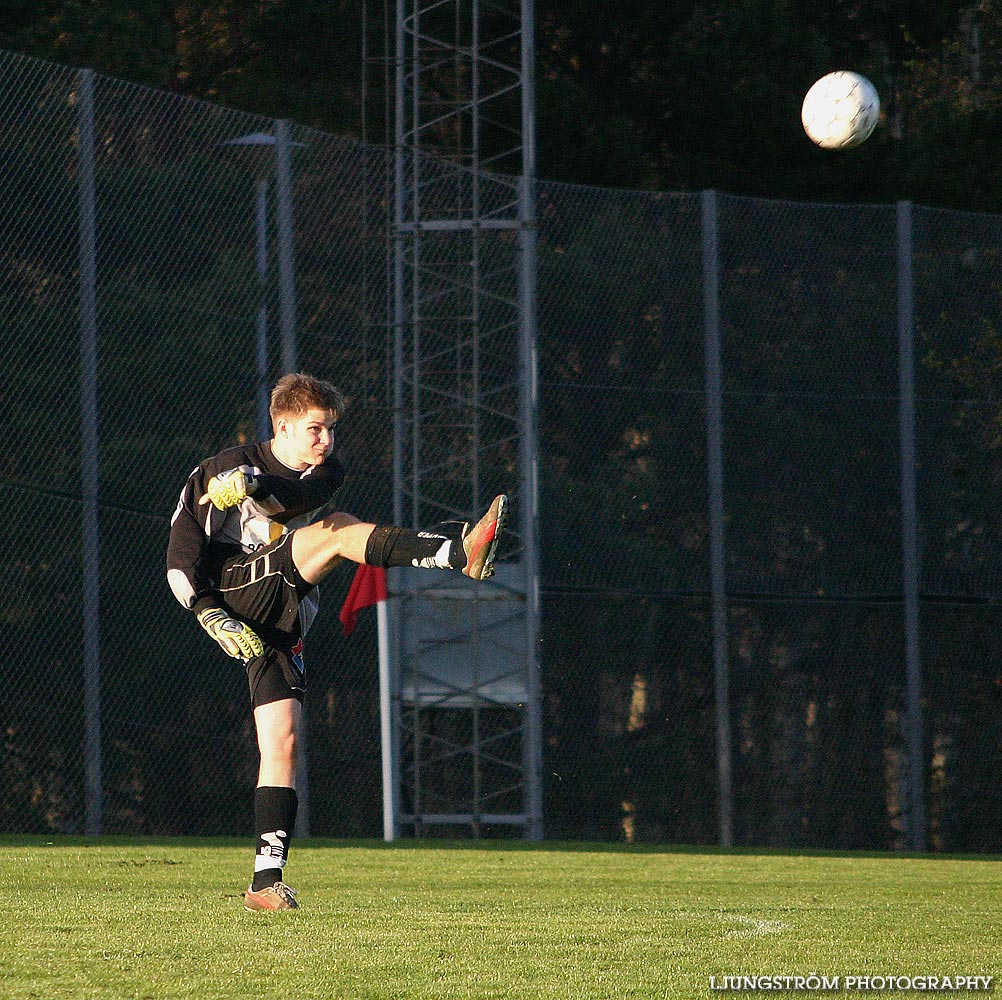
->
xmin=4 ymin=1 xmax=1002 ymax=208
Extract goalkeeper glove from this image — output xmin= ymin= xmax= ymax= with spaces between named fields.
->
xmin=199 ymin=469 xmax=258 ymax=511
xmin=196 ymin=606 xmax=265 ymax=660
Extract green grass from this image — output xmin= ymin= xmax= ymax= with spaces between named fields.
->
xmin=2 ymin=837 xmax=999 ymax=999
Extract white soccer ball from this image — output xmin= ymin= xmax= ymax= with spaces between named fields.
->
xmin=801 ymin=71 xmax=880 ymax=150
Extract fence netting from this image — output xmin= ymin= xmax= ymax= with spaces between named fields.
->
xmin=2 ymin=49 xmax=1000 ymax=850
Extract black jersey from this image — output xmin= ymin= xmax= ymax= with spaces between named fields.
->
xmin=167 ymin=439 xmax=345 ymax=618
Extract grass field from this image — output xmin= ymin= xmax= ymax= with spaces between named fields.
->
xmin=3 ymin=836 xmax=999 ymax=999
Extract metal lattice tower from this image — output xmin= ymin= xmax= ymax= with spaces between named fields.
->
xmin=378 ymin=0 xmax=542 ymax=838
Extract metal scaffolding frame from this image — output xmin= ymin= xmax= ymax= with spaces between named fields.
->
xmin=377 ymin=0 xmax=542 ymax=839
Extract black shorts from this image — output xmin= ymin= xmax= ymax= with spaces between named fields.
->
xmin=217 ymin=533 xmax=315 ymax=707
xmin=245 ymin=641 xmax=306 ymax=708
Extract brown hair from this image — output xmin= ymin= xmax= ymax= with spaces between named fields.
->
xmin=269 ymin=373 xmax=345 ymax=426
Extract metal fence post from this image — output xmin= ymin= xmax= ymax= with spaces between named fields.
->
xmin=77 ymin=67 xmax=102 ymax=836
xmin=518 ymin=0 xmax=544 ymax=842
xmin=518 ymin=189 xmax=544 ymax=843
xmin=701 ymin=189 xmax=733 ymax=847
xmin=897 ymin=200 xmax=926 ymax=851
xmin=381 ymin=0 xmax=409 ymax=843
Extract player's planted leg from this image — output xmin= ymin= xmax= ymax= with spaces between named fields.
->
xmin=244 ymin=699 xmax=300 ymax=912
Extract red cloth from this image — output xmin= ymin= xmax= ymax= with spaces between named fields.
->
xmin=339 ymin=564 xmax=387 ymax=637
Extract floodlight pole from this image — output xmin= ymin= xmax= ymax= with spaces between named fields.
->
xmin=253 ymin=177 xmax=269 ymax=439
xmin=217 ymin=126 xmax=303 ymax=436
xmin=386 ymin=0 xmax=542 ymax=839
xmin=274 ymin=120 xmax=298 ymax=374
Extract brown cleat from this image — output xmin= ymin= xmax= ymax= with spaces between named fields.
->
xmin=461 ymin=494 xmax=508 ymax=580
xmin=243 ymin=881 xmax=299 ymax=911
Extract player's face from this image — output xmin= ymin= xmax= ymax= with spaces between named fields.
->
xmin=275 ymin=407 xmax=337 ymax=469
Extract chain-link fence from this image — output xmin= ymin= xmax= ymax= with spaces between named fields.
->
xmin=2 ymin=49 xmax=1001 ymax=851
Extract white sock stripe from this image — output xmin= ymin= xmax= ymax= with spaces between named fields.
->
xmin=254 ymin=854 xmax=287 ymax=872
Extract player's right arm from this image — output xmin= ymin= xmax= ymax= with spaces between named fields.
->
xmin=167 ymin=465 xmax=265 ymax=661
xmin=166 ymin=464 xmax=221 ymax=613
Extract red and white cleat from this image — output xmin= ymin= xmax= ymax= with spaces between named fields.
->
xmin=461 ymin=494 xmax=508 ymax=580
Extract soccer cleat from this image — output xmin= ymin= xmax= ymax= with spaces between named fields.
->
xmin=243 ymin=881 xmax=299 ymax=911
xmin=461 ymin=494 xmax=508 ymax=580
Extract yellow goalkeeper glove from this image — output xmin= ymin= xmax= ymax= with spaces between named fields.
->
xmin=196 ymin=607 xmax=265 ymax=660
xmin=198 ymin=469 xmax=258 ymax=511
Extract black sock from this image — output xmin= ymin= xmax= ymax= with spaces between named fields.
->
xmin=252 ymin=785 xmax=297 ymax=891
xmin=365 ymin=522 xmax=465 ymax=569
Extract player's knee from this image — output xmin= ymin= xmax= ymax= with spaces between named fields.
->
xmin=279 ymin=728 xmax=298 ymax=765
xmin=262 ymin=726 xmax=297 ymax=768
xmin=308 ymin=512 xmax=363 ymax=562
xmin=318 ymin=511 xmax=361 ymax=535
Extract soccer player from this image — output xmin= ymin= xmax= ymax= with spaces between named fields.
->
xmin=166 ymin=372 xmax=507 ymax=911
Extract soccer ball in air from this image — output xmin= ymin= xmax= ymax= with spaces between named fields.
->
xmin=801 ymin=71 xmax=880 ymax=150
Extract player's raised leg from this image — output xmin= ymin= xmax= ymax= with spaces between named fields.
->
xmin=289 ymin=495 xmax=508 ymax=585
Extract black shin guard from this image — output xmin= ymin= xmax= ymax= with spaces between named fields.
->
xmin=364 ymin=525 xmax=403 ymax=567
xmin=365 ymin=523 xmax=461 ymax=569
